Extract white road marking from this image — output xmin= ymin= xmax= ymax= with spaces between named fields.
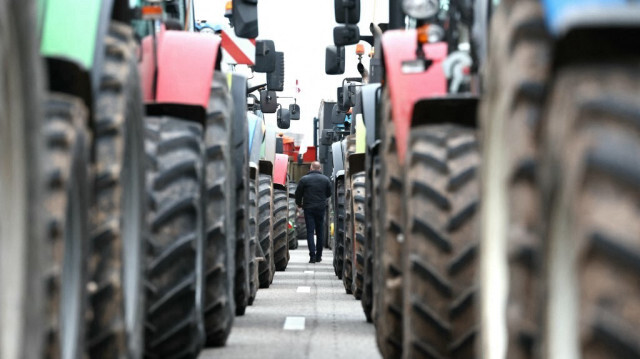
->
xmin=304 ymin=271 xmax=314 ymax=274
xmin=283 ymin=316 xmax=306 ymax=330
xmin=296 ymin=286 xmax=311 ymax=293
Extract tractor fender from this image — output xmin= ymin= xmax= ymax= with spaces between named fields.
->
xmin=355 ymin=114 xmax=366 ymax=154
xmin=331 ymin=141 xmax=344 ymax=180
xmin=361 ymin=84 xmax=381 ymax=151
xmin=248 ymin=112 xmax=263 ymax=164
xmin=410 ymin=95 xmax=479 ymax=129
xmin=381 ymin=30 xmax=448 ymax=164
xmin=263 ymin=125 xmax=277 ymax=164
xmin=259 ymin=160 xmax=273 ymax=177
xmin=40 ymin=0 xmax=114 ymax=106
xmin=142 ymin=30 xmax=221 ymax=109
xmin=249 ymin=162 xmax=258 ymax=180
xmin=273 ymin=153 xmax=289 ymax=188
xmin=542 ymin=1 xmax=640 ymax=66
xmin=347 ymin=153 xmax=365 ymax=176
xmin=230 ymin=73 xmax=248 ymax=149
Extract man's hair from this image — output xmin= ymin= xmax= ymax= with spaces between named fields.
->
xmin=310 ymin=161 xmax=322 ymax=171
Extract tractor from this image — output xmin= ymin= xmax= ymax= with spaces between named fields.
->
xmin=477 ymin=0 xmax=640 ymax=358
xmin=2 ymin=0 xmax=148 ymax=357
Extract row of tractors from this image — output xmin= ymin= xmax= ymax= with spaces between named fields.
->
xmin=321 ymin=0 xmax=639 ymax=358
xmin=0 ymin=0 xmax=301 ymax=358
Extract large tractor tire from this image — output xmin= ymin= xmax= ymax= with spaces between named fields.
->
xmin=362 ymin=155 xmax=380 ymax=323
xmin=540 ymin=61 xmax=640 ymax=359
xmin=374 ymin=90 xmax=405 ymax=359
xmin=477 ymin=1 xmax=551 ymax=357
xmin=273 ymin=188 xmax=291 ymax=271
xmin=402 ymin=125 xmax=480 ymax=359
xmin=144 ymin=117 xmax=205 ymax=358
xmin=0 ymin=2 xmax=50 ymax=357
xmin=352 ymin=172 xmax=366 ymax=300
xmin=333 ymin=178 xmax=346 ymax=279
xmin=257 ymin=174 xmax=275 ymax=288
xmin=287 ymin=195 xmax=299 ymax=249
xmin=343 ymin=178 xmax=354 ymax=294
xmin=203 ymin=72 xmax=235 ymax=346
xmin=247 ymin=177 xmax=259 ymax=305
xmin=230 ymin=76 xmax=250 ymax=317
xmin=87 ymin=22 xmax=146 ymax=359
xmin=296 ymin=208 xmax=307 ymax=240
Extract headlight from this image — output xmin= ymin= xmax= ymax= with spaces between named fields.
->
xmin=199 ymin=27 xmax=215 ymax=34
xmin=402 ymin=0 xmax=440 ymax=19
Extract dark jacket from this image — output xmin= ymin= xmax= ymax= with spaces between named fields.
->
xmin=295 ymin=170 xmax=332 ymax=210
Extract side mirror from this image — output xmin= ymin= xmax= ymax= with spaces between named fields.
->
xmin=277 ymin=108 xmax=290 ymax=129
xmin=232 ymin=0 xmax=258 ymax=38
xmin=342 ymin=83 xmax=357 ymax=108
xmin=254 ymin=40 xmax=276 ymax=73
xmin=335 ymin=0 xmax=360 ymax=24
xmin=333 ymin=25 xmax=360 ymax=46
xmin=289 ymin=104 xmax=300 ymax=120
xmin=331 ymin=104 xmax=346 ymax=124
xmin=267 ymin=52 xmax=285 ymax=91
xmin=337 ymin=87 xmax=348 ymax=111
xmin=325 ymin=46 xmax=345 ymax=75
xmin=320 ymin=129 xmax=334 ymax=145
xmin=260 ymin=90 xmax=278 ymax=113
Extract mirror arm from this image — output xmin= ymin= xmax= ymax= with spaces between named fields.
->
xmin=247 ymin=83 xmax=267 ymax=94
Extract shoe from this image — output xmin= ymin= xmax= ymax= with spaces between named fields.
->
xmin=315 ymin=257 xmax=322 ymax=263
xmin=309 ymin=257 xmax=316 ymax=263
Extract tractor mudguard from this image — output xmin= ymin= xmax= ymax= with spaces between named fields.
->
xmin=263 ymin=125 xmax=277 ymax=164
xmin=249 ymin=162 xmax=258 ymax=180
xmin=142 ymin=31 xmax=221 ymax=108
xmin=411 ymin=95 xmax=478 ymax=129
xmin=248 ymin=112 xmax=262 ymax=164
xmin=258 ymin=160 xmax=273 ymax=177
xmin=542 ymin=0 xmax=640 ymax=36
xmin=230 ymin=73 xmax=248 ymax=148
xmin=361 ymin=84 xmax=381 ymax=151
xmin=273 ymin=153 xmax=289 ymax=189
xmin=381 ymin=30 xmax=448 ymax=164
xmin=331 ymin=141 xmax=344 ymax=180
xmin=40 ymin=0 xmax=113 ymax=100
xmin=542 ymin=0 xmax=640 ymax=66
xmin=355 ymin=114 xmax=366 ymax=154
xmin=347 ymin=153 xmax=365 ymax=176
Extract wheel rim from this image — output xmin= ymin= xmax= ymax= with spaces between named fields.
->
xmin=62 ymin=165 xmax=84 ymax=359
xmin=123 ymin=119 xmax=143 ymax=356
xmin=479 ymin=115 xmax=509 ymax=359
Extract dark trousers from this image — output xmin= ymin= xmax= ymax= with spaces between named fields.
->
xmin=304 ymin=207 xmax=325 ymax=259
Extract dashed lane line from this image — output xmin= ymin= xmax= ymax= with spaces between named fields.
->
xmin=283 ymin=316 xmax=306 ymax=330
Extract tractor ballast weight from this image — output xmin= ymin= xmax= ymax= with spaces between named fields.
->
xmin=380 ymin=30 xmax=448 ymax=164
xmin=273 ymin=153 xmax=289 ymax=190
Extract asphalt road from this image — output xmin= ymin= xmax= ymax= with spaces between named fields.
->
xmin=200 ymin=240 xmax=381 ymax=359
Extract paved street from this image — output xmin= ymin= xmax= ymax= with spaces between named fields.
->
xmin=200 ymin=240 xmax=381 ymax=359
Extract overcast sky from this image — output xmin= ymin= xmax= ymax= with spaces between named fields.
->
xmin=194 ymin=0 xmax=389 ymax=147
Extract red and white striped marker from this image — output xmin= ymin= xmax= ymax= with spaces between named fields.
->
xmin=220 ymin=30 xmax=256 ymax=66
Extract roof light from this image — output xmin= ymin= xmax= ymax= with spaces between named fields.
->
xmin=417 ymin=24 xmax=430 ymax=45
xmin=142 ymin=5 xmax=163 ymax=20
xmin=225 ymin=1 xmax=233 ymax=17
xmin=356 ymin=44 xmax=365 ymax=56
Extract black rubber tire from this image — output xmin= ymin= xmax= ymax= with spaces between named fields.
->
xmin=0 ymin=2 xmax=49 ymax=357
xmin=203 ymin=72 xmax=235 ymax=346
xmin=230 ymin=75 xmax=250 ymax=317
xmin=333 ymin=178 xmax=346 ymax=279
xmin=402 ymin=125 xmax=480 ymax=359
xmin=477 ymin=1 xmax=551 ymax=357
xmin=343 ymin=179 xmax=353 ymax=295
xmin=247 ymin=177 xmax=259 ymax=305
xmin=296 ymin=207 xmax=307 ymax=240
xmin=287 ymin=196 xmax=299 ymax=249
xmin=44 ymin=95 xmax=91 ymax=359
xmin=539 ymin=61 xmax=640 ymax=359
xmin=362 ymin=155 xmax=380 ymax=323
xmin=143 ymin=117 xmax=205 ymax=358
xmin=87 ymin=22 xmax=146 ymax=359
xmin=273 ymin=188 xmax=291 ymax=271
xmin=352 ymin=172 xmax=366 ymax=300
xmin=374 ymin=90 xmax=404 ymax=359
xmin=257 ymin=174 xmax=275 ymax=288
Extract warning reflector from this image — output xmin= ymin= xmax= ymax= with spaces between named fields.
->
xmin=220 ymin=30 xmax=256 ymax=65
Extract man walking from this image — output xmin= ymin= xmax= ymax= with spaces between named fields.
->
xmin=295 ymin=161 xmax=331 ymax=263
